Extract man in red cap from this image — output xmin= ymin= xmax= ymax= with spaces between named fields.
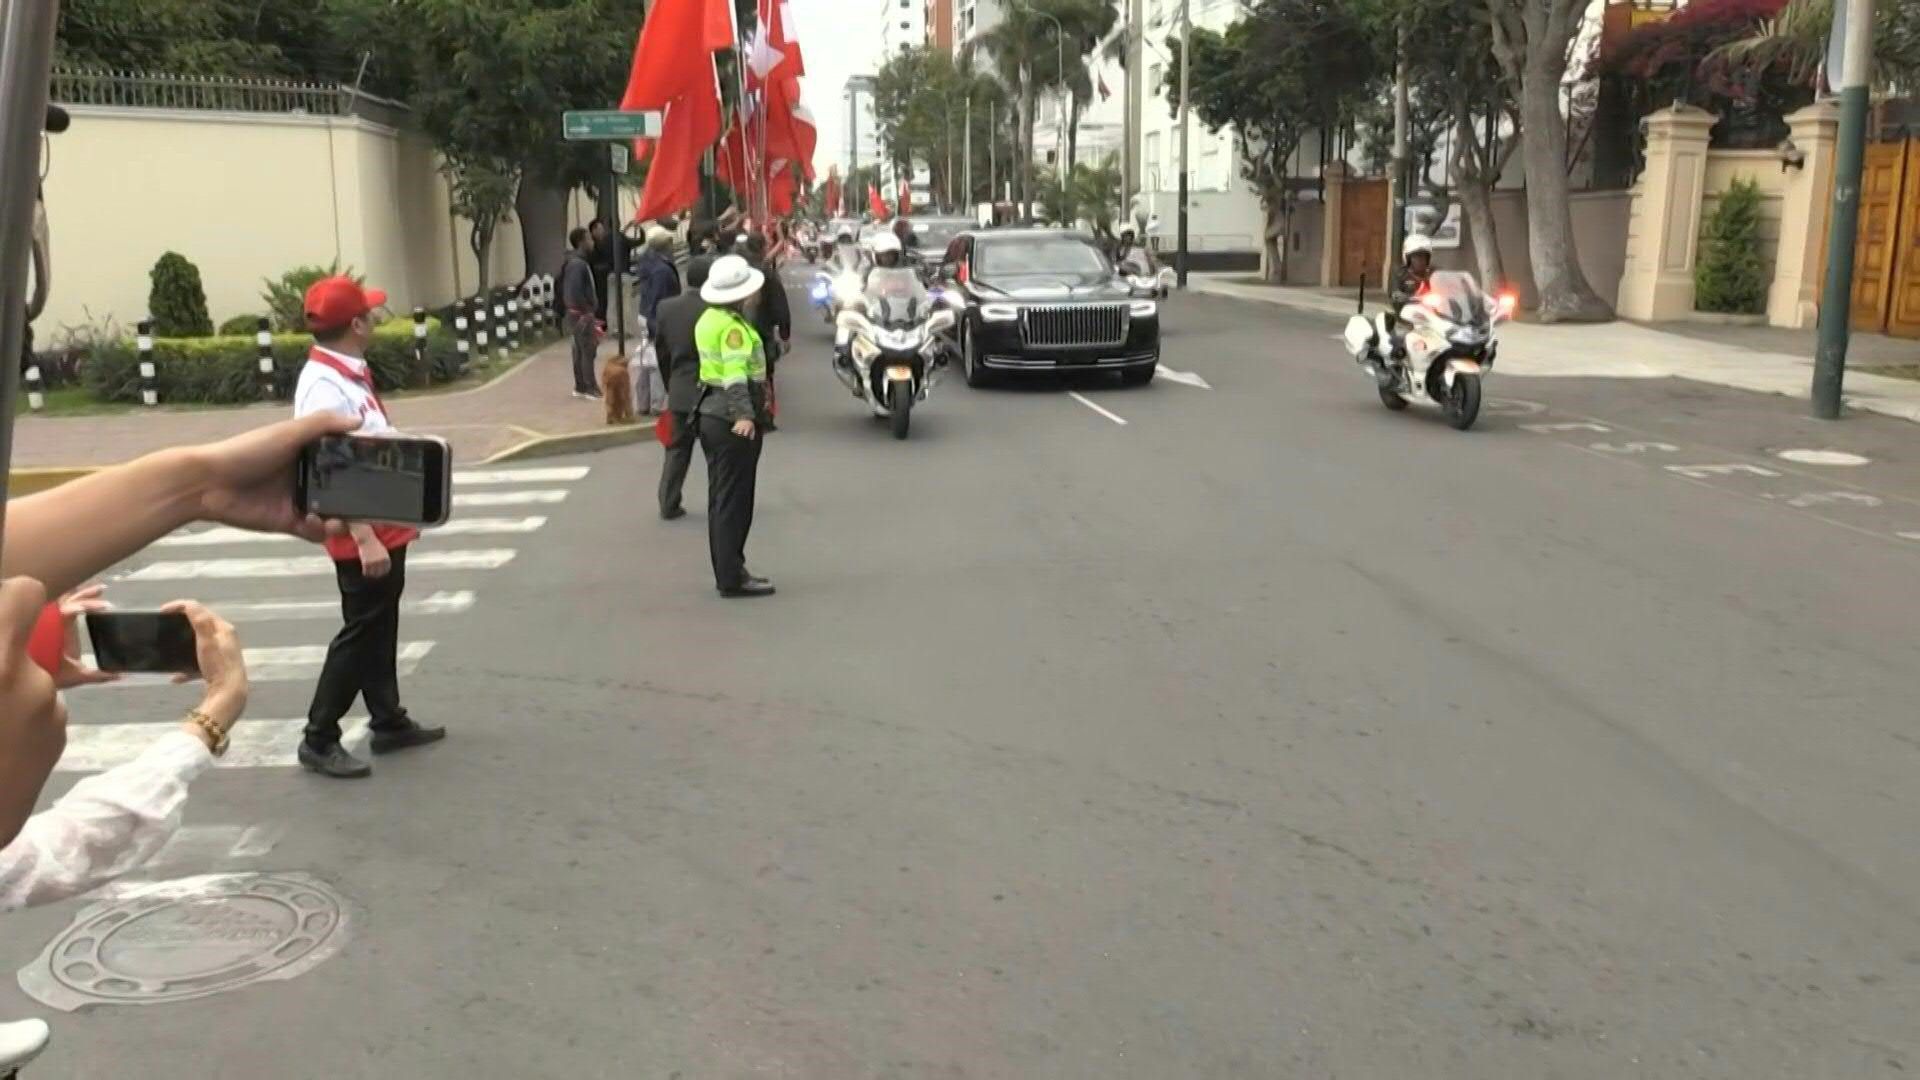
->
xmin=292 ymin=276 xmax=446 ymax=779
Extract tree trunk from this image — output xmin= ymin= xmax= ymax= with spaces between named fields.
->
xmin=1517 ymin=53 xmax=1612 ymax=322
xmin=1263 ymin=201 xmax=1286 ymax=284
xmin=1457 ymin=176 xmax=1506 ymax=295
xmin=471 ymin=222 xmax=494 ymax=296
xmin=516 ymin=173 xmax=569 ymax=284
xmin=1067 ymin=90 xmax=1082 ymax=176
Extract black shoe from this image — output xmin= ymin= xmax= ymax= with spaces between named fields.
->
xmin=718 ymin=576 xmax=776 ymax=598
xmin=369 ymin=718 xmax=447 ymax=755
xmin=299 ymin=741 xmax=372 ymax=779
xmin=661 ymin=505 xmax=687 ymax=521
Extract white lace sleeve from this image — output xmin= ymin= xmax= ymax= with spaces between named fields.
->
xmin=0 ymin=730 xmax=213 ymax=911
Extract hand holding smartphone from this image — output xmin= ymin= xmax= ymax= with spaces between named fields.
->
xmin=293 ymin=433 xmax=452 ymax=525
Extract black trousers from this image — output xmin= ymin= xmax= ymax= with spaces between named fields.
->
xmin=567 ymin=313 xmax=598 ymax=394
xmin=697 ymin=414 xmax=762 ymax=590
xmin=305 ymin=545 xmax=409 ymax=749
xmin=657 ymin=410 xmax=698 ymax=515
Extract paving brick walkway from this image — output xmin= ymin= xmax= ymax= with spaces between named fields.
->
xmin=12 ymin=338 xmax=631 ymax=469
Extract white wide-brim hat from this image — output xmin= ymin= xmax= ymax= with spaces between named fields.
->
xmin=702 ymin=255 xmax=765 ymax=305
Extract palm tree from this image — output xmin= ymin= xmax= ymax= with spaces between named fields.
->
xmin=977 ymin=5 xmax=1058 ymax=221
xmin=1711 ymin=0 xmax=1920 ymax=91
xmin=1057 ymin=0 xmax=1120 ymax=176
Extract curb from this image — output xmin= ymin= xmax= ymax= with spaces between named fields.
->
xmin=8 ymin=467 xmax=96 ymax=495
xmin=481 ymin=423 xmax=651 ymax=464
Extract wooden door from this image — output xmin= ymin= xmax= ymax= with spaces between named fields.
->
xmin=1886 ymin=140 xmax=1920 ymax=339
xmin=1851 ymin=140 xmax=1908 ymax=331
xmin=1340 ymin=179 xmax=1389 ymax=288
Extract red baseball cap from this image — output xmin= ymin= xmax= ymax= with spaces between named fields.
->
xmin=303 ymin=276 xmax=388 ymax=332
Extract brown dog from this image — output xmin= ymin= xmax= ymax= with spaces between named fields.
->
xmin=599 ymin=356 xmax=635 ymax=424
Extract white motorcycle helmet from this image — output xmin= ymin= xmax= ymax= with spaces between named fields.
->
xmin=870 ymin=231 xmax=903 ymax=266
xmin=1402 ymin=232 xmax=1434 ymax=261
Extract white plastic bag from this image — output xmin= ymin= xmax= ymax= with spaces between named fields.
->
xmin=630 ymin=340 xmax=665 ymax=414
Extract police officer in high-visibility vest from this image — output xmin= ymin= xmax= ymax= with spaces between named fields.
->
xmin=694 ymin=256 xmax=776 ymax=598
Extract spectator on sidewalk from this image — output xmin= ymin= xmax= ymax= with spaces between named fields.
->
xmin=293 ymin=275 xmax=447 ymax=779
xmin=635 ymin=227 xmax=682 ymax=338
xmin=741 ymin=233 xmax=791 ymax=428
xmin=562 ymin=227 xmax=602 ymax=400
xmin=588 ymin=219 xmax=615 ymax=323
xmin=653 ymin=255 xmax=714 ymax=520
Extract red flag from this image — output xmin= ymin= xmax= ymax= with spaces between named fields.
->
xmin=897 ymin=178 xmax=910 ymax=218
xmin=868 ymin=184 xmax=887 ymax=219
xmin=715 ymin=114 xmax=749 ymax=190
xmin=621 ymin=0 xmax=732 ymax=223
xmin=748 ymin=0 xmax=804 ymax=89
xmin=764 ymin=76 xmax=816 ymax=182
xmin=769 ymin=164 xmax=797 ymax=216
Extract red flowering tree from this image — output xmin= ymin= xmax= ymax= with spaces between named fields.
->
xmin=1600 ymin=0 xmax=1813 ymax=148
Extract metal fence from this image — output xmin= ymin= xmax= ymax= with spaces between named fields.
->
xmin=49 ymin=68 xmax=408 ymax=124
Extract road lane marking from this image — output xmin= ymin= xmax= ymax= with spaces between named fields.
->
xmin=454 ymin=466 xmax=591 ymax=485
xmin=1589 ymin=441 xmax=1677 ymax=454
xmin=122 ymin=549 xmax=516 ymax=581
xmin=1775 ymin=449 xmax=1870 ymax=467
xmin=84 ymin=643 xmax=434 ymax=686
xmin=210 ymin=590 xmax=476 ymax=622
xmin=156 ymin=517 xmax=547 ymax=547
xmin=453 ymin=489 xmax=567 ymax=507
xmin=58 ymin=719 xmax=370 ymax=772
xmin=1156 ymin=365 xmax=1211 ymax=389
xmin=1522 ymin=421 xmax=1612 ymax=434
xmin=1068 ymin=392 xmax=1128 ymax=426
xmin=1665 ymin=463 xmax=1782 ymax=480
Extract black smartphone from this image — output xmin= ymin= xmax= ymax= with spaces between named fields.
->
xmin=86 ymin=611 xmax=200 ymax=675
xmin=294 ymin=434 xmax=452 ymax=525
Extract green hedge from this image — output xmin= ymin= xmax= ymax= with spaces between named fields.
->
xmin=86 ymin=319 xmax=468 ymax=406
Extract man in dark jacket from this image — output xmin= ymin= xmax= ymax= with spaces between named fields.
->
xmin=561 ymin=227 xmax=600 ymax=398
xmin=634 ymin=227 xmax=682 ymax=337
xmin=740 ymin=233 xmax=791 ymax=364
xmin=652 ymin=256 xmax=714 ymax=519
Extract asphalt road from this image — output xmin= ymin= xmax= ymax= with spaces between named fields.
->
xmin=8 ymin=280 xmax=1920 ymax=1078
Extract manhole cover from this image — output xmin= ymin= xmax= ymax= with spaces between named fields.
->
xmin=19 ymin=872 xmax=350 ymax=1011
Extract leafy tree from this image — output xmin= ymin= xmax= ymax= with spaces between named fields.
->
xmin=874 ymin=47 xmax=1002 ymax=209
xmin=262 ymin=262 xmax=363 ymax=332
xmin=56 ymin=0 xmax=351 ymax=79
xmin=1167 ymin=0 xmax=1376 ymax=282
xmin=149 ymin=252 xmax=213 ymax=337
xmin=1712 ymin=0 xmax=1920 ymax=92
xmin=1487 ymin=0 xmax=1615 ymax=321
xmin=1038 ymin=154 xmax=1122 ymax=235
xmin=1695 ymin=176 xmax=1767 ymax=314
xmin=1603 ymin=0 xmax=1813 ymax=149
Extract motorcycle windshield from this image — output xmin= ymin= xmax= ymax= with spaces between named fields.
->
xmin=865 ymin=268 xmax=928 ymax=328
xmin=1424 ymin=271 xmax=1491 ymax=327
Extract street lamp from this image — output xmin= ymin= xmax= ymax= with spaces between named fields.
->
xmin=1177 ymin=0 xmax=1189 ymax=287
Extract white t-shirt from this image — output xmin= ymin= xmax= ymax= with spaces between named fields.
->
xmin=294 ymin=345 xmax=392 ymax=432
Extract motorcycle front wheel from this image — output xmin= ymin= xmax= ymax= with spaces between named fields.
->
xmin=889 ymin=381 xmax=913 ymax=439
xmin=1377 ymin=386 xmax=1408 ymax=411
xmin=1444 ymin=373 xmax=1482 ymax=430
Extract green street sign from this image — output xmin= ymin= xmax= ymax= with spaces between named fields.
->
xmin=562 ymin=110 xmax=660 ymax=141
xmin=610 ymin=143 xmax=631 ymax=175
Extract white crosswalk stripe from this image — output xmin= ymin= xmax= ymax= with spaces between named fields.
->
xmin=85 ymin=642 xmax=435 ymax=685
xmin=156 ymin=517 xmax=547 ymax=547
xmin=454 ymin=466 xmax=590 ymax=485
xmin=210 ymin=590 xmax=475 ymax=623
xmin=57 ymin=718 xmax=371 ymax=772
xmin=453 ymin=489 xmax=568 ymax=507
xmin=122 ymin=548 xmax=516 ymax=581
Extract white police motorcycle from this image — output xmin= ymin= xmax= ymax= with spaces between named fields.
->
xmin=832 ymin=266 xmax=957 ymax=440
xmin=1343 ymin=268 xmax=1515 ymax=431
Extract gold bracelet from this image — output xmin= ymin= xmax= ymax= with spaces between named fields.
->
xmin=184 ymin=709 xmax=229 ymax=758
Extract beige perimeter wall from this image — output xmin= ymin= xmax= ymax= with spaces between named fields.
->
xmin=39 ymin=105 xmax=527 ymax=338
xmin=1432 ymin=190 xmax=1632 ymax=310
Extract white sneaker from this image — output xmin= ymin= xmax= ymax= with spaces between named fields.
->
xmin=0 ymin=1019 xmax=50 ymax=1071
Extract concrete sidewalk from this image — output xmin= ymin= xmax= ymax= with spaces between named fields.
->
xmin=11 ymin=336 xmax=645 ymax=475
xmin=1187 ymin=273 xmax=1920 ymax=424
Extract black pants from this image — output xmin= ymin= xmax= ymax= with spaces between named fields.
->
xmin=567 ymin=313 xmax=598 ymax=394
xmin=305 ymin=545 xmax=409 ymax=749
xmin=658 ymin=410 xmax=698 ymax=515
xmin=697 ymin=414 xmax=762 ymax=590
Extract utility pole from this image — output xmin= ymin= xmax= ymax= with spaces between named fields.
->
xmin=1387 ymin=24 xmax=1409 ymax=282
xmin=964 ymin=92 xmax=973 ymax=216
xmin=0 ymin=0 xmax=59 ymax=503
xmin=1122 ymin=0 xmax=1142 ymax=215
xmin=1176 ymin=0 xmax=1190 ymax=288
xmin=989 ymin=99 xmax=997 ymax=215
xmin=1812 ymin=0 xmax=1875 ymax=420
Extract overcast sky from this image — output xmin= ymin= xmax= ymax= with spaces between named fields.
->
xmin=790 ymin=0 xmax=882 ymax=180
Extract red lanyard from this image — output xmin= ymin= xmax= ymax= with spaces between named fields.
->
xmin=306 ymin=347 xmax=386 ymax=417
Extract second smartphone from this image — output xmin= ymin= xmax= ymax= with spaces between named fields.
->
xmin=294 ymin=434 xmax=452 ymax=526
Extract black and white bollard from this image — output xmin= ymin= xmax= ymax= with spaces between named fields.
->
xmin=137 ymin=318 xmax=158 ymax=407
xmin=507 ymin=297 xmax=521 ymax=350
xmin=256 ymin=316 xmax=275 ymax=400
xmin=492 ymin=299 xmax=507 ymax=360
xmin=473 ymin=297 xmax=489 ymax=363
xmin=455 ymin=308 xmax=470 ymax=371
xmin=24 ymin=361 xmax=43 ymax=412
xmin=413 ymin=307 xmax=429 ymax=385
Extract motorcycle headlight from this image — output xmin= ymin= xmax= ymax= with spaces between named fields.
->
xmin=980 ymin=303 xmax=1019 ymax=322
xmin=1448 ymin=327 xmax=1487 ymax=345
xmin=877 ymin=327 xmax=925 ymax=351
xmin=1129 ymin=299 xmax=1158 ymax=318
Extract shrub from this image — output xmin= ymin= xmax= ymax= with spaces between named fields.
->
xmin=148 ymin=252 xmax=213 ymax=337
xmin=263 ymin=263 xmax=363 ymax=332
xmin=85 ymin=319 xmax=464 ymax=405
xmin=1695 ymin=176 xmax=1768 ymax=314
xmin=218 ymin=313 xmax=267 ymax=337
